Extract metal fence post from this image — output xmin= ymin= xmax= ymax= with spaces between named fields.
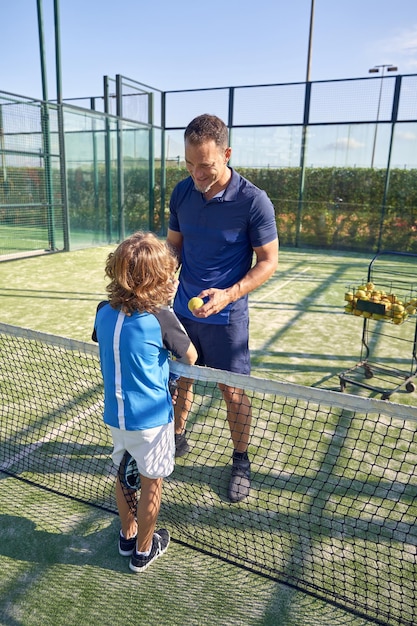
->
xmin=148 ymin=91 xmax=154 ymax=231
xmin=160 ymin=91 xmax=167 ymax=235
xmin=103 ymin=76 xmax=113 ymax=243
xmin=295 ymin=81 xmax=312 ymax=247
xmin=377 ymin=75 xmax=402 ymax=252
xmin=116 ymin=74 xmax=125 ymax=241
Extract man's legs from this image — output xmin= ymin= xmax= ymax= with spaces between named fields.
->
xmin=174 ymin=378 xmax=252 ymax=501
xmin=173 ymin=314 xmax=252 ymax=499
xmin=218 ymin=384 xmax=252 ymax=452
xmin=174 ymin=376 xmax=194 ymax=457
xmin=219 ymin=383 xmax=252 ymax=502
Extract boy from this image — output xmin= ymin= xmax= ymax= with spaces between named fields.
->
xmin=93 ymin=231 xmax=197 ymax=572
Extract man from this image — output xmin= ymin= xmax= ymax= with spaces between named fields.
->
xmin=167 ymin=114 xmax=278 ymax=502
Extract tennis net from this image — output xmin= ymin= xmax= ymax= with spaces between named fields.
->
xmin=1 ymin=322 xmax=416 ymax=626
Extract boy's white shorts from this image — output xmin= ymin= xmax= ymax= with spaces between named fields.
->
xmin=109 ymin=421 xmax=175 ymax=479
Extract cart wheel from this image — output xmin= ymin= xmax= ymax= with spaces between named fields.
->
xmin=381 ymin=393 xmax=390 ymax=401
xmin=364 ymin=367 xmax=373 ymax=379
xmin=405 ymin=382 xmax=416 ymax=393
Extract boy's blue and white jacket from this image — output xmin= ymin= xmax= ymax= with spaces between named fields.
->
xmin=93 ymin=302 xmax=191 ymax=431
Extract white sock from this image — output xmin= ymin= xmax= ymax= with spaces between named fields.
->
xmin=136 ymin=547 xmax=151 ymax=557
xmin=120 ymin=530 xmax=136 ymax=540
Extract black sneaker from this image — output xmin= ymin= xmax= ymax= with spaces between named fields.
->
xmin=129 ymin=529 xmax=170 ymax=573
xmin=228 ymin=453 xmax=251 ymax=503
xmin=119 ymin=531 xmax=137 ymax=557
xmin=175 ymin=431 xmax=190 ymax=457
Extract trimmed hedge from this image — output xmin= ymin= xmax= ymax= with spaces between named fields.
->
xmin=2 ymin=165 xmax=417 ymax=253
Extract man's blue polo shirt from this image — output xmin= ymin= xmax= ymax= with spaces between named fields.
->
xmin=169 ymin=167 xmax=277 ymax=325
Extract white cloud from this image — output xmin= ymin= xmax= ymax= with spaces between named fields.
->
xmin=325 ymin=137 xmax=365 ymax=150
xmin=396 ymin=130 xmax=417 ymax=141
xmin=380 ymin=25 xmax=417 ymax=72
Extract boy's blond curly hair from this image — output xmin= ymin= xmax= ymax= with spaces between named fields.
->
xmin=105 ymin=231 xmax=177 ymax=315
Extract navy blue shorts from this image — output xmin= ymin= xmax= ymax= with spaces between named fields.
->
xmin=177 ymin=313 xmax=251 ymax=375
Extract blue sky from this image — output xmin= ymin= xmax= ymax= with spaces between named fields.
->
xmin=1 ymin=0 xmax=417 ymax=100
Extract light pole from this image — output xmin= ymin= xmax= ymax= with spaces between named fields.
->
xmin=368 ymin=64 xmax=398 ymax=168
xmin=306 ymin=0 xmax=315 ymax=82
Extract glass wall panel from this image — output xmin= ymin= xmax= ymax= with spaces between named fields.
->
xmin=3 ymin=74 xmax=417 ymax=258
xmin=0 ymin=97 xmax=63 ymax=256
xmin=390 ymin=121 xmax=417 ymax=170
xmin=305 ymin=123 xmax=392 ymax=169
xmin=381 ymin=121 xmax=417 ymax=252
xmin=299 ymin=123 xmax=388 ymax=249
xmin=122 ymin=120 xmax=151 ymax=235
xmin=64 ymin=107 xmax=116 ymax=249
xmin=162 ymin=129 xmax=188 ymax=211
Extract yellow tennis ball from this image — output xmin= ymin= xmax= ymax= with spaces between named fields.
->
xmin=188 ymin=297 xmax=204 ymax=312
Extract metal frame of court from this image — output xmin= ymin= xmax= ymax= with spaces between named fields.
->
xmin=2 ymin=0 xmax=417 ymax=257
xmin=1 ymin=69 xmax=417 ymax=258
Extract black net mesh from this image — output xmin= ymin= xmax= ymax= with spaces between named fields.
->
xmin=1 ymin=322 xmax=416 ymax=626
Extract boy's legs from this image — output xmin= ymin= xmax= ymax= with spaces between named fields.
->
xmin=115 ymin=474 xmax=163 ymax=553
xmin=116 ymin=475 xmax=137 ymax=540
xmin=111 ymin=423 xmax=173 ymax=552
xmin=135 ymin=475 xmax=162 ymax=552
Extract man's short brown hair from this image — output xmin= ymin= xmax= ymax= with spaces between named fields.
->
xmin=184 ymin=114 xmax=229 ymax=148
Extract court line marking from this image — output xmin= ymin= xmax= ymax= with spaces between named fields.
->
xmin=254 ymin=267 xmax=311 ymax=302
xmin=0 ymin=402 xmax=103 ymax=472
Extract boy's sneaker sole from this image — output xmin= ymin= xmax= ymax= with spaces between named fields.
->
xmin=129 ymin=529 xmax=170 ymax=573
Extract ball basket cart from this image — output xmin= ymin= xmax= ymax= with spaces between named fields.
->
xmin=339 ymin=250 xmax=417 ymax=400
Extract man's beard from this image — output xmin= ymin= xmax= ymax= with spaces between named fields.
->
xmin=194 ymin=180 xmax=214 ymax=194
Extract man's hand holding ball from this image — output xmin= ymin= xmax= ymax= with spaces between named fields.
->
xmin=188 ymin=297 xmax=204 ymax=313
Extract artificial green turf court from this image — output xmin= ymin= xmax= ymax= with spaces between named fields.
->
xmin=0 ymin=466 xmax=375 ymax=626
xmin=1 ymin=245 xmax=416 ymax=626
xmin=1 ymin=244 xmax=416 ymax=405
